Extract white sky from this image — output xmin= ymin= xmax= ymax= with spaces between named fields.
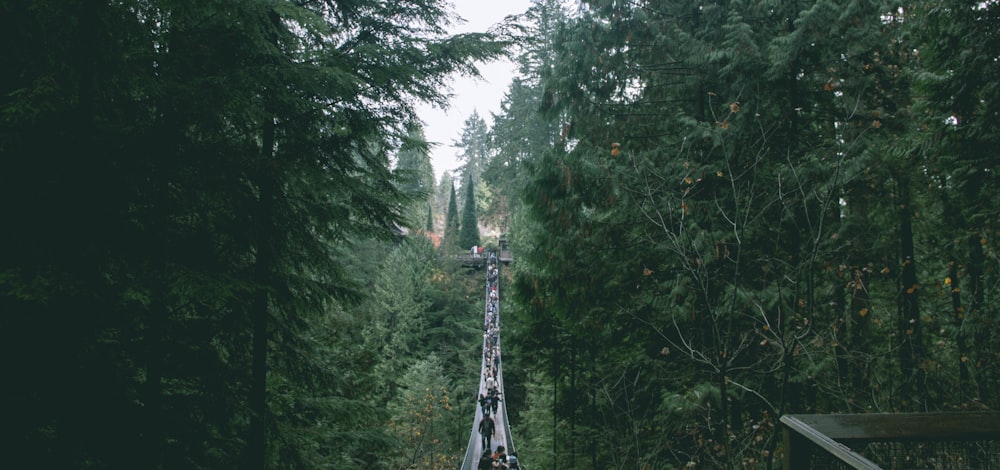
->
xmin=416 ymin=0 xmax=534 ymax=180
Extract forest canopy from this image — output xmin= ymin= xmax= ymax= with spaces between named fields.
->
xmin=0 ymin=0 xmax=502 ymax=468
xmin=3 ymin=0 xmax=1000 ymax=469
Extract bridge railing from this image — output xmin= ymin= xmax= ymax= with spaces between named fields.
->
xmin=780 ymin=411 xmax=1000 ymax=469
xmin=462 ymin=251 xmax=519 ymax=469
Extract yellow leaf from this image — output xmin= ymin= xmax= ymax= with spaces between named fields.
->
xmin=717 ymin=170 xmax=724 ymax=177
xmin=881 ymin=267 xmax=890 ymax=274
xmin=872 ymin=120 xmax=881 ymax=128
xmin=684 ymin=177 xmax=693 ymax=184
xmin=961 ymin=356 xmax=969 ymax=363
xmin=859 ymin=308 xmax=869 ymax=317
xmin=944 ymin=276 xmax=952 ymax=285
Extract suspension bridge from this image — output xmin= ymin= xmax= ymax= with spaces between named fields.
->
xmin=459 ymin=249 xmax=521 ymax=470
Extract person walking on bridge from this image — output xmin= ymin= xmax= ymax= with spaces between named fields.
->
xmin=478 ymin=415 xmax=495 ymax=453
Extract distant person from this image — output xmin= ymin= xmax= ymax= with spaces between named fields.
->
xmin=478 ymin=452 xmax=494 ymax=470
xmin=507 ymin=452 xmax=519 ymax=469
xmin=489 ymin=389 xmax=502 ymax=415
xmin=492 ymin=445 xmax=506 ymax=461
xmin=478 ymin=415 xmax=495 ymax=451
xmin=486 ymin=374 xmax=496 ymax=393
xmin=479 ymin=393 xmax=489 ymax=415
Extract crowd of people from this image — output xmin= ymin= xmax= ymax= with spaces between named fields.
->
xmin=476 ymin=252 xmax=519 ymax=470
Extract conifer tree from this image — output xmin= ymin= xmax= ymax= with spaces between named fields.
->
xmin=0 ymin=0 xmax=506 ymax=468
xmin=459 ymin=175 xmax=481 ymax=250
xmin=395 ymin=125 xmax=436 ymax=231
xmin=444 ymin=184 xmax=460 ymax=252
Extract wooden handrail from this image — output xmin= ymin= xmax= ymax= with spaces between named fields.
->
xmin=780 ymin=412 xmax=1000 ymax=470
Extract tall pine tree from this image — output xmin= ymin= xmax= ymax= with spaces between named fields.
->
xmin=459 ymin=175 xmax=481 ymax=250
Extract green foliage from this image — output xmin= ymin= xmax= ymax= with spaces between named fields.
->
xmin=443 ymin=184 xmax=461 ymax=253
xmin=395 ymin=124 xmax=437 ymax=232
xmin=387 ymin=354 xmax=462 ymax=470
xmin=0 ymin=0 xmax=506 ymax=468
xmin=459 ymin=175 xmax=481 ymax=250
xmin=491 ymin=0 xmax=1000 ymax=468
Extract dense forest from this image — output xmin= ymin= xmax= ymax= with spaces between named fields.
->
xmin=0 ymin=0 xmax=500 ymax=468
xmin=3 ymin=0 xmax=1000 ymax=469
xmin=494 ymin=0 xmax=1000 ymax=469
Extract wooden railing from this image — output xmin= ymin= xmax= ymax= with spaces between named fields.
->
xmin=781 ymin=412 xmax=1000 ymax=469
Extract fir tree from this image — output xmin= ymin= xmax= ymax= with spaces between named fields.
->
xmin=443 ymin=184 xmax=460 ymax=252
xmin=459 ymin=175 xmax=480 ymax=250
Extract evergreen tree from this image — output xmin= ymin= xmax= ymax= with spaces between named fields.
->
xmin=426 ymin=204 xmax=435 ymax=233
xmin=0 ymin=1 xmax=506 ymax=468
xmin=434 ymin=171 xmax=455 ymax=228
xmin=459 ymin=175 xmax=481 ymax=250
xmin=395 ymin=124 xmax=437 ymax=231
xmin=455 ymin=110 xmax=491 ymax=188
xmin=504 ymin=0 xmax=953 ymax=467
xmin=387 ymin=354 xmax=461 ymax=469
xmin=454 ymin=111 xmax=494 ymax=228
xmin=443 ymin=184 xmax=461 ymax=252
xmin=908 ymin=0 xmax=1000 ymax=406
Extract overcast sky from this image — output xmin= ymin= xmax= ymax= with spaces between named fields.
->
xmin=416 ymin=0 xmax=534 ymax=180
